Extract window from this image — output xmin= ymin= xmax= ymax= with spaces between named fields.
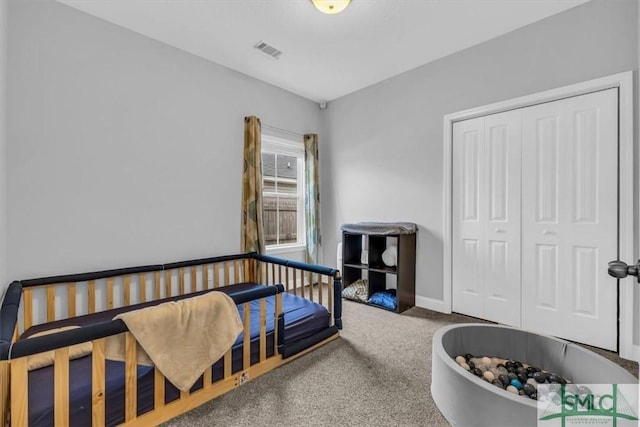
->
xmin=261 ymin=134 xmax=305 ymax=249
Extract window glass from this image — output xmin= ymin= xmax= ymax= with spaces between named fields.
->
xmin=261 ymin=137 xmax=305 ymax=248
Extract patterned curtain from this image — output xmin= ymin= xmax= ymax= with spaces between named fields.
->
xmin=241 ymin=116 xmax=265 ymax=254
xmin=304 ymin=134 xmax=321 ymax=264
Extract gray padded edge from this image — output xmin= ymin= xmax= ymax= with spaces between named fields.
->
xmin=339 ymin=222 xmax=417 ymax=235
xmin=431 ymin=324 xmax=637 ymax=427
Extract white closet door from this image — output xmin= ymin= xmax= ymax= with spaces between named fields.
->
xmin=452 ymin=117 xmax=485 ymax=319
xmin=521 ymin=89 xmax=618 ymax=350
xmin=452 ymin=110 xmax=521 ymax=326
xmin=482 ymin=111 xmax=521 ymax=326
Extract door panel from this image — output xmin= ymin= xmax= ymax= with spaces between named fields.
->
xmin=462 ymin=130 xmax=481 ymax=222
xmin=534 ymin=116 xmax=560 ymax=223
xmin=534 ymin=243 xmax=559 ymax=310
xmin=452 ymin=110 xmax=521 ymax=326
xmin=453 ymin=118 xmax=485 ymax=319
xmin=482 ymin=111 xmax=521 ymax=326
xmin=521 ymin=89 xmax=618 ymax=350
xmin=573 ymin=246 xmax=598 ymax=316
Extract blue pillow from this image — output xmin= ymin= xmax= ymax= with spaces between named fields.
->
xmin=367 ymin=289 xmax=397 ymax=311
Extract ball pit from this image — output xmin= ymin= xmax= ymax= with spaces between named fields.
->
xmin=431 ymin=324 xmax=637 ymax=426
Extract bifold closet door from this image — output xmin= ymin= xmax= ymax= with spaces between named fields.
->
xmin=520 ymin=89 xmax=618 ymax=351
xmin=452 ymin=109 xmax=521 ymax=326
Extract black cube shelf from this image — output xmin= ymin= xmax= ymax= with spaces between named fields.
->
xmin=341 ymin=222 xmax=417 ymax=313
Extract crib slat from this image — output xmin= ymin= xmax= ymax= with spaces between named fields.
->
xmin=259 ymin=299 xmax=266 ymax=361
xmin=68 ymin=283 xmax=76 ymax=318
xmin=54 ymin=347 xmax=70 ymax=427
xmin=11 ymin=357 xmax=28 ymax=427
xmin=274 ymin=294 xmax=282 ymax=354
xmin=300 ymin=270 xmax=305 ymax=299
xmin=292 ymin=269 xmax=298 ymax=296
xmin=88 ymin=280 xmax=96 ymax=314
xmin=124 ymin=276 xmax=131 ymax=306
xmin=0 ymin=361 xmax=9 ymax=427
xmin=203 ymin=264 xmax=210 ymax=290
xmin=92 ymin=338 xmax=106 ymax=427
xmin=318 ymin=275 xmax=323 ymax=305
xmin=224 ymin=262 xmax=230 ymax=286
xmin=47 ymin=286 xmax=56 ymax=322
xmin=270 ymin=264 xmax=275 ymax=285
xmin=243 ymin=303 xmax=250 ymax=369
xmin=302 ymin=270 xmax=307 ymax=297
xmin=191 ymin=266 xmax=197 ymax=292
xmin=154 ymin=368 xmax=165 ymax=410
xmin=213 ymin=263 xmax=220 ymax=288
xmin=244 ymin=260 xmax=250 ymax=283
xmin=264 ymin=263 xmax=269 ymax=284
xmin=328 ymin=277 xmax=334 ymax=323
xmin=139 ymin=273 xmax=147 ymax=303
xmin=125 ymin=332 xmax=138 ymax=421
xmin=234 ymin=261 xmax=240 ymax=284
xmin=285 ymin=267 xmax=290 ymax=292
xmin=203 ymin=366 xmax=212 ymax=389
xmin=254 ymin=260 xmax=260 ymax=284
xmin=257 ymin=260 xmax=264 ymax=284
xmin=223 ymin=348 xmax=231 ymax=378
xmin=24 ymin=288 xmax=33 ymax=331
xmin=278 ymin=265 xmax=283 ymax=285
xmin=154 ymin=272 xmax=161 ymax=300
xmin=179 ymin=268 xmax=185 ymax=295
xmin=107 ymin=278 xmax=114 ymax=309
xmin=165 ymin=271 xmax=172 ymax=298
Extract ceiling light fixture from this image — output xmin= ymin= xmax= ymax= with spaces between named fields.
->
xmin=311 ymin=0 xmax=351 ymax=15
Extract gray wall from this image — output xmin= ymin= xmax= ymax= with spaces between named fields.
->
xmin=636 ymin=0 xmax=640 ymax=345
xmin=5 ymin=0 xmax=639 ymax=305
xmin=0 ymin=0 xmax=6 ymax=291
xmin=6 ymin=0 xmax=321 ymax=281
xmin=321 ymin=0 xmax=639 ymax=303
xmin=0 ymin=0 xmax=8 ymax=295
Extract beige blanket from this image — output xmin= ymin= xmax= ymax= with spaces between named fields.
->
xmin=105 ymin=291 xmax=243 ymax=392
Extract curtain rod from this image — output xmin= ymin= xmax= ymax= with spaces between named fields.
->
xmin=262 ymin=123 xmax=305 ymax=138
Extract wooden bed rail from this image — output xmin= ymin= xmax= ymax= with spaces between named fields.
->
xmin=253 ymin=254 xmax=342 ymax=330
xmin=7 ymin=288 xmax=287 ymax=427
xmin=7 ymin=253 xmax=342 ymax=338
xmin=0 ymin=253 xmax=342 ymax=426
xmin=14 ymin=254 xmax=256 ymax=335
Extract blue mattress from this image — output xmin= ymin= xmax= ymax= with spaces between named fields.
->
xmin=23 ymin=285 xmax=330 ymax=427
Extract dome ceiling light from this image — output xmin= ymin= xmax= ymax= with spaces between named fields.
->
xmin=311 ymin=0 xmax=351 ymax=15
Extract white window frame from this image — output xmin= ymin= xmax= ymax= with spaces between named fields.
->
xmin=261 ymin=134 xmax=306 ymax=252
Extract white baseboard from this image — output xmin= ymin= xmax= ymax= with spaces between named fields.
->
xmin=415 ymin=296 xmax=450 ymax=314
xmin=630 ymin=344 xmax=640 ymax=363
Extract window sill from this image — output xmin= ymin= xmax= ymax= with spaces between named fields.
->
xmin=266 ymin=244 xmax=306 ymax=256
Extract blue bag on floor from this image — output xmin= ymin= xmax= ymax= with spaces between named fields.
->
xmin=367 ymin=289 xmax=397 ymax=311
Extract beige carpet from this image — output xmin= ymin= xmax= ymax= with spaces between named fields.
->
xmin=163 ymin=299 xmax=638 ymax=427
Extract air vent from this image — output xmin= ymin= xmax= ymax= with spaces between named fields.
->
xmin=254 ymin=41 xmax=282 ymax=60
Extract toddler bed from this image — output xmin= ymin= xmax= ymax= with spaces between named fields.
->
xmin=0 ymin=252 xmax=343 ymax=426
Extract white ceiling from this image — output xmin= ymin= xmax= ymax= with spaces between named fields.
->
xmin=58 ymin=0 xmax=589 ymax=103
